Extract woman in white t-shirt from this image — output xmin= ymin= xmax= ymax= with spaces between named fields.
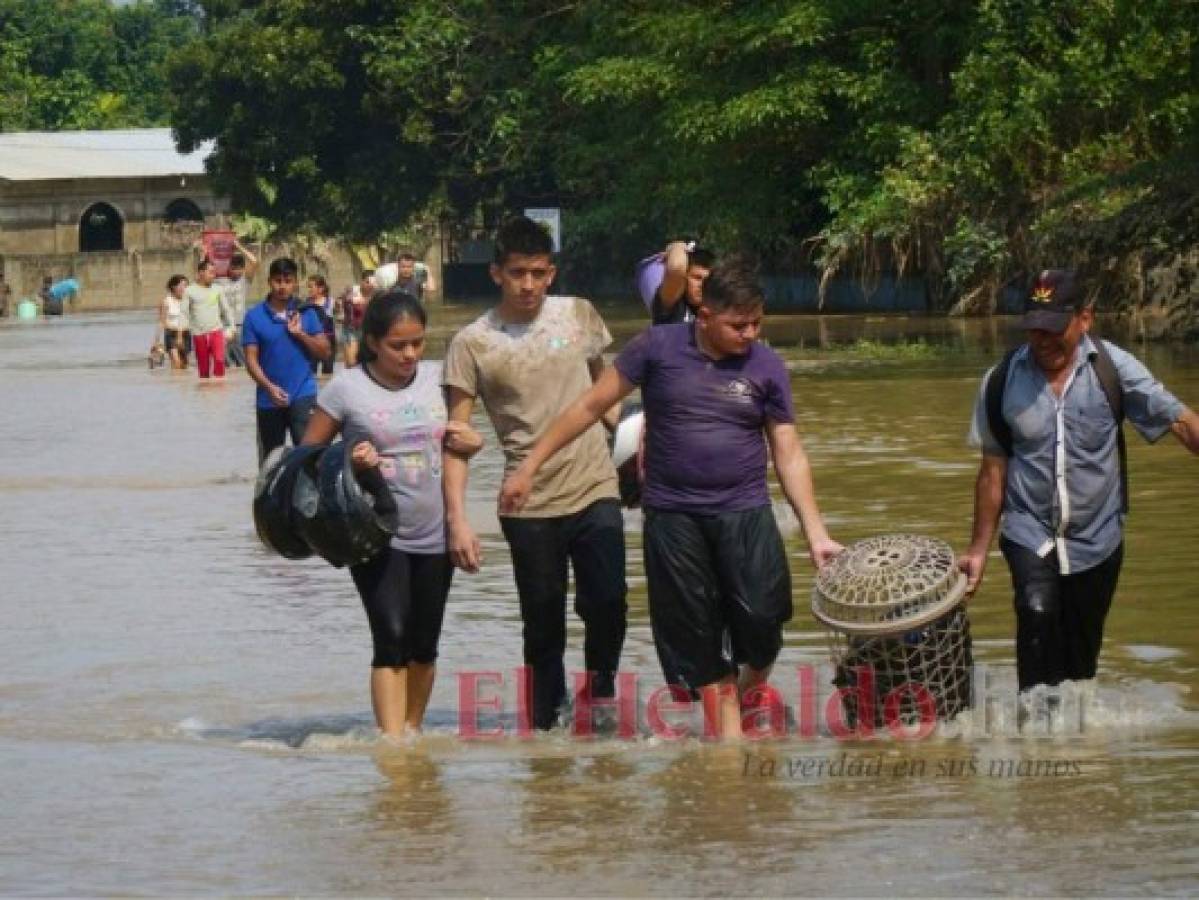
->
xmin=158 ymin=274 xmax=191 ymax=370
xmin=301 ymin=289 xmax=483 ymax=738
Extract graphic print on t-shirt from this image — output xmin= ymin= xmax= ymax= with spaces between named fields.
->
xmin=722 ymin=378 xmax=755 ymax=403
xmin=314 ymin=361 xmax=448 ymax=553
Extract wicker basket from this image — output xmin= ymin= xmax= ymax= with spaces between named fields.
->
xmin=812 ymin=534 xmax=973 ymax=728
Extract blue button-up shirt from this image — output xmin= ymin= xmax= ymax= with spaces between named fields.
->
xmin=970 ymin=335 xmax=1183 ymax=574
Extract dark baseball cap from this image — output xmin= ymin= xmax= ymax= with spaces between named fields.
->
xmin=1022 ymin=269 xmax=1080 ymax=333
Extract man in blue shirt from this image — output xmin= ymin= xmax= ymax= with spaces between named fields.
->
xmin=242 ymin=257 xmax=331 ymax=463
xmin=959 ymin=269 xmax=1199 ymax=693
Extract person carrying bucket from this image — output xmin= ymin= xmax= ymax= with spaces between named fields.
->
xmin=958 ymin=269 xmax=1199 ymax=697
xmin=636 ymin=240 xmax=715 ymax=325
xmin=184 ymin=258 xmax=235 ymax=379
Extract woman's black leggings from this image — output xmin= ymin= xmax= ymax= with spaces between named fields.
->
xmin=350 ymin=548 xmax=453 ymax=668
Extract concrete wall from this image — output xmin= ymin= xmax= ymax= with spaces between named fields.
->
xmin=0 ymin=176 xmax=228 ymax=255
xmin=2 ymin=250 xmax=181 ymax=309
xmin=2 ymin=242 xmax=361 ymax=311
xmin=0 ymin=174 xmax=444 ymax=309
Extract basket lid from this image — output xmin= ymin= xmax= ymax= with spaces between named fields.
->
xmin=811 ymin=533 xmax=967 ymax=635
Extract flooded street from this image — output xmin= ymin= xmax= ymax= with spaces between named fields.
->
xmin=2 ymin=307 xmax=1197 ymax=895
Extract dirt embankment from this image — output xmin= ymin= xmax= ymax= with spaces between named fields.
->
xmin=1102 ymin=247 xmax=1199 ymax=341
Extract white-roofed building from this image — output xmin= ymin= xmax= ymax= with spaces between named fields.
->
xmin=0 ymin=128 xmax=227 ymax=255
xmin=0 ymin=128 xmax=230 ymax=309
xmin=0 ymin=128 xmax=370 ymax=314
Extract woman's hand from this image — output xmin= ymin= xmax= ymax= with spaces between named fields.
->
xmin=447 ymin=518 xmax=482 ymax=573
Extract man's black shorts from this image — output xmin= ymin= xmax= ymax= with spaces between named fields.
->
xmin=643 ymin=505 xmax=793 ymax=692
xmin=164 ymin=329 xmax=192 ymax=355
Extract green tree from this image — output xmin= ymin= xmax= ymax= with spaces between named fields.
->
xmin=820 ymin=0 xmax=1199 ymax=310
xmin=167 ymin=0 xmax=1198 ymax=322
xmin=0 ymin=0 xmax=198 ymax=131
xmin=167 ymin=0 xmax=580 ymax=241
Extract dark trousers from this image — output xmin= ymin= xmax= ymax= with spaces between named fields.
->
xmin=256 ymin=396 xmax=316 ymax=464
xmin=1001 ymin=537 xmax=1124 ymax=692
xmin=350 ymin=549 xmax=453 ymax=668
xmin=318 ymin=336 xmax=336 ymax=375
xmin=500 ymin=498 xmax=628 ymax=729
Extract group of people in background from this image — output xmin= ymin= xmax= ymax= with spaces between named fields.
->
xmin=155 ymin=247 xmax=433 ymax=376
xmin=154 ymin=217 xmax=1199 ymax=742
xmin=337 ymin=254 xmax=434 ymax=369
xmin=155 ymin=240 xmax=258 ymax=374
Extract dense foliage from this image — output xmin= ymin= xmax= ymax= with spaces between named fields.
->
xmin=164 ymin=0 xmax=1197 ymax=315
xmin=0 ymin=0 xmax=200 ymax=130
xmin=4 ymin=1 xmax=1195 ymax=319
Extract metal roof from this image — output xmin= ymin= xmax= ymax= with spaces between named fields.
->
xmin=0 ymin=129 xmax=212 ymax=183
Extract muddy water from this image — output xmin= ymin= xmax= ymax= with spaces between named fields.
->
xmin=1 ymin=308 xmax=1197 ymax=895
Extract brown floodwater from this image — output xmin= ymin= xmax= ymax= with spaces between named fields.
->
xmin=1 ymin=305 xmax=1196 ymax=895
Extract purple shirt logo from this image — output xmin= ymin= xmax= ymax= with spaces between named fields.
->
xmin=723 ymin=378 xmax=755 ymax=402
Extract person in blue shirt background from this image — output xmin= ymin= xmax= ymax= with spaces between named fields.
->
xmin=959 ymin=269 xmax=1199 ymax=695
xmin=242 ymin=257 xmax=331 ymax=463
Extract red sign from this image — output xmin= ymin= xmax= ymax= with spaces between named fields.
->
xmin=202 ymin=230 xmax=237 ymax=277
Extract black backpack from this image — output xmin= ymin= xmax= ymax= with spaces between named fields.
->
xmin=985 ymin=339 xmax=1129 ymax=513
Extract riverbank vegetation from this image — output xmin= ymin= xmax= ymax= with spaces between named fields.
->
xmin=2 ymin=1 xmax=1193 ymax=334
xmin=821 ymin=339 xmax=954 ymax=362
xmin=163 ymin=0 xmax=1195 ymax=333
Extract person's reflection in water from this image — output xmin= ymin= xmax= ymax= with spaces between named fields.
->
xmin=516 ymin=750 xmax=643 ymax=875
xmin=371 ymin=745 xmax=456 ymax=864
xmin=650 ymin=744 xmax=799 ymax=867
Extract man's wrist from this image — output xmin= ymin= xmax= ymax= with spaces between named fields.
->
xmin=966 ymin=538 xmax=991 ymax=556
xmin=804 ymin=528 xmax=830 ymax=547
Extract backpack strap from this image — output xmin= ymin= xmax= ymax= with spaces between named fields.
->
xmin=984 ymin=348 xmax=1019 ymax=456
xmin=1089 ymin=338 xmax=1129 ymax=513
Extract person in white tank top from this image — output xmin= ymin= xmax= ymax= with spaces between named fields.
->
xmin=159 ymin=274 xmax=192 ymax=370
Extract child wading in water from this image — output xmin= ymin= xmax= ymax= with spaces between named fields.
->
xmin=301 ymin=290 xmax=483 ymax=737
xmin=159 ymin=274 xmax=192 ymax=370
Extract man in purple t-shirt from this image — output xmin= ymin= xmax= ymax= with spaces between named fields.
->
xmin=499 ymin=260 xmax=842 ymax=739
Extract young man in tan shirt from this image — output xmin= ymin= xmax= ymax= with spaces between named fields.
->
xmin=442 ymin=216 xmax=627 ymax=730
